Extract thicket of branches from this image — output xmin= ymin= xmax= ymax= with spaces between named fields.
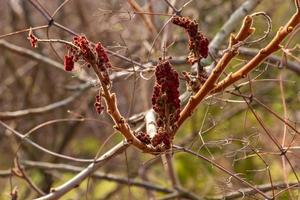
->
xmin=0 ymin=0 xmax=300 ymax=199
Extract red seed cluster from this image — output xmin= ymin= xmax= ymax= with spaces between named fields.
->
xmin=95 ymin=42 xmax=112 ymax=69
xmin=151 ymin=59 xmax=180 ymax=148
xmin=135 ymin=131 xmax=151 ymax=145
xmin=62 ymin=35 xmax=112 ymax=115
xmin=172 ymin=16 xmax=209 ymax=64
xmin=72 ymin=35 xmax=95 ymax=63
xmin=172 ymin=16 xmax=198 ymax=35
xmin=151 ymin=127 xmax=171 ymax=148
xmin=94 ymin=94 xmax=104 ymax=114
xmin=27 ymin=30 xmax=38 ymax=48
xmin=63 ymin=35 xmax=112 ymax=85
xmin=64 ymin=55 xmax=74 ymax=71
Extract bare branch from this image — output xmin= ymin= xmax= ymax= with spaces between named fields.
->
xmin=0 ymin=89 xmax=86 ymax=120
xmin=208 ymin=0 xmax=262 ymax=56
xmin=0 ymin=160 xmax=174 ymax=194
xmin=35 ymin=141 xmax=129 ymax=200
xmin=208 ymin=182 xmax=300 ymax=200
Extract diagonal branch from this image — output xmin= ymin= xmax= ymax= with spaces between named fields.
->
xmin=208 ymin=0 xmax=262 ymax=57
xmin=127 ymin=0 xmax=158 ymax=34
xmin=213 ymin=4 xmax=300 ymax=93
xmin=20 ymin=160 xmax=174 ymax=194
xmin=0 ymin=89 xmax=87 ymax=120
xmin=176 ymin=15 xmax=255 ymax=133
xmin=35 ymin=141 xmax=130 ymax=200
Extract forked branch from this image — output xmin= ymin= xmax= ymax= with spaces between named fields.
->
xmin=212 ymin=1 xmax=300 ymax=93
xmin=176 ymin=15 xmax=255 ymax=132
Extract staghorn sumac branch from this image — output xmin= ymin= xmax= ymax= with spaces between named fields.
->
xmin=0 ymin=89 xmax=85 ymax=120
xmin=175 ymin=14 xmax=255 ymax=133
xmin=0 ymin=160 xmax=175 ymax=194
xmin=174 ymin=0 xmax=300 ymax=137
xmin=212 ymin=1 xmax=300 ymax=93
xmin=208 ymin=0 xmax=262 ymax=57
xmin=60 ymin=35 xmax=158 ymax=153
xmin=27 ymin=33 xmax=159 ymax=152
xmin=22 ymin=0 xmax=300 ymax=155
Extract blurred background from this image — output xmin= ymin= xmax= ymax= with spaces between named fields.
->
xmin=0 ymin=0 xmax=300 ymax=199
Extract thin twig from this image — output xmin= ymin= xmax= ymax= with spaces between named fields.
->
xmin=207 ymin=182 xmax=300 ymax=200
xmin=173 ymin=145 xmax=271 ymax=200
xmin=0 ymin=89 xmax=86 ymax=120
xmin=0 ymin=121 xmax=113 ymax=163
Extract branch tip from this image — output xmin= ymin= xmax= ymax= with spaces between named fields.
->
xmin=296 ymin=0 xmax=300 ymax=10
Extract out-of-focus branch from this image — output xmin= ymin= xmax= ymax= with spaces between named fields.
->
xmin=0 ymin=88 xmax=87 ymax=120
xmin=12 ymin=157 xmax=46 ymax=196
xmin=145 ymin=110 xmax=157 ymax=139
xmin=0 ymin=160 xmax=174 ymax=194
xmin=158 ymin=188 xmax=202 ymax=200
xmin=145 ymin=110 xmax=181 ymax=191
xmin=173 ymin=145 xmax=271 ymax=200
xmin=35 ymin=141 xmax=130 ymax=200
xmin=208 ymin=0 xmax=262 ymax=57
xmin=0 ymin=121 xmax=116 ymax=163
xmin=0 ymin=39 xmax=63 ymax=71
xmin=207 ymin=182 xmax=300 ymax=200
xmin=127 ymin=0 xmax=158 ymax=35
xmin=238 ymin=47 xmax=300 ymax=75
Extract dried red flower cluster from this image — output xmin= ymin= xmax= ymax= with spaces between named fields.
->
xmin=64 ymin=55 xmax=74 ymax=71
xmin=64 ymin=35 xmax=112 ymax=84
xmin=95 ymin=43 xmax=112 ymax=69
xmin=151 ymin=127 xmax=172 ymax=148
xmin=94 ymin=94 xmax=104 ymax=114
xmin=27 ymin=30 xmax=38 ymax=48
xmin=135 ymin=131 xmax=151 ymax=145
xmin=172 ymin=16 xmax=209 ymax=64
xmin=151 ymin=59 xmax=180 ymax=148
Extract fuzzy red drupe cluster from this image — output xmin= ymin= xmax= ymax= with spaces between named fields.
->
xmin=135 ymin=131 xmax=151 ymax=145
xmin=63 ymin=35 xmax=112 ymax=113
xmin=27 ymin=30 xmax=38 ymax=48
xmin=63 ymin=35 xmax=111 ymax=78
xmin=172 ymin=16 xmax=209 ymax=64
xmin=95 ymin=42 xmax=112 ymax=70
xmin=150 ymin=59 xmax=180 ymax=148
xmin=94 ymin=94 xmax=104 ymax=114
xmin=64 ymin=55 xmax=75 ymax=71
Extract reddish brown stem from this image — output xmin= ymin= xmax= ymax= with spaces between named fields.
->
xmin=212 ymin=8 xmax=300 ymax=93
xmin=90 ymin=64 xmax=157 ymax=153
xmin=175 ymin=15 xmax=255 ymax=133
